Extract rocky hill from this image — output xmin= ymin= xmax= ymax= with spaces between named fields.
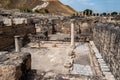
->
xmin=0 ymin=0 xmax=76 ymax=15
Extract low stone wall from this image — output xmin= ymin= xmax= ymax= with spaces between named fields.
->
xmin=0 ymin=52 xmax=31 ymax=80
xmin=0 ymin=23 xmax=36 ymax=50
xmin=93 ymin=22 xmax=120 ymax=80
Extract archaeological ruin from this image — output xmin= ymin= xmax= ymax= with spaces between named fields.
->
xmin=0 ymin=9 xmax=120 ymax=80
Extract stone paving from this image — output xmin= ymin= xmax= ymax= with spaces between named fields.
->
xmin=71 ymin=64 xmax=93 ymax=76
xmin=21 ymin=41 xmax=107 ymax=80
xmin=89 ymin=41 xmax=115 ymax=80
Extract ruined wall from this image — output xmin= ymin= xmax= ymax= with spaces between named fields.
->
xmin=0 ymin=52 xmax=31 ymax=80
xmin=35 ymin=18 xmax=93 ymax=42
xmin=0 ymin=22 xmax=36 ymax=50
xmin=93 ymin=22 xmax=120 ymax=80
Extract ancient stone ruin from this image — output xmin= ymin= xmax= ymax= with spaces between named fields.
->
xmin=0 ymin=12 xmax=119 ymax=80
xmin=93 ymin=22 xmax=120 ymax=80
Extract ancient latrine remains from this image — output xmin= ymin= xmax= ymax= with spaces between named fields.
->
xmin=93 ymin=22 xmax=120 ymax=80
xmin=0 ymin=14 xmax=119 ymax=80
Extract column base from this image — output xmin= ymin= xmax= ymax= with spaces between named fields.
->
xmin=70 ymin=45 xmax=75 ymax=49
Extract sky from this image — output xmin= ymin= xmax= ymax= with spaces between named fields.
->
xmin=60 ymin=0 xmax=120 ymax=13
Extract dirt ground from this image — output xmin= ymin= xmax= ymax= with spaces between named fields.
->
xmin=22 ymin=41 xmax=102 ymax=80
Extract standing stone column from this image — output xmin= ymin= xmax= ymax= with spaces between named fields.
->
xmin=110 ymin=12 xmax=112 ymax=16
xmin=92 ymin=12 xmax=93 ymax=16
xmin=19 ymin=37 xmax=23 ymax=49
xmin=84 ymin=11 xmax=87 ymax=17
xmin=99 ymin=13 xmax=101 ymax=16
xmin=88 ymin=11 xmax=90 ymax=16
xmin=82 ymin=12 xmax=84 ymax=16
xmin=96 ymin=13 xmax=98 ymax=17
xmin=70 ymin=19 xmax=75 ymax=48
xmin=14 ymin=36 xmax=21 ymax=52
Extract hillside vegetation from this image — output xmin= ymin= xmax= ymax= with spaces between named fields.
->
xmin=0 ymin=0 xmax=76 ymax=15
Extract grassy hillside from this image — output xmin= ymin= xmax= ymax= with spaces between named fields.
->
xmin=44 ymin=1 xmax=76 ymax=14
xmin=0 ymin=0 xmax=43 ymax=9
xmin=0 ymin=0 xmax=76 ymax=15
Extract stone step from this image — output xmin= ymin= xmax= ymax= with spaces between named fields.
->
xmin=100 ymin=66 xmax=110 ymax=72
xmin=98 ymin=59 xmax=106 ymax=64
xmin=103 ymin=72 xmax=112 ymax=75
xmin=89 ymin=41 xmax=116 ymax=80
xmin=99 ymin=63 xmax=107 ymax=66
xmin=95 ymin=53 xmax=102 ymax=59
xmin=105 ymin=74 xmax=115 ymax=80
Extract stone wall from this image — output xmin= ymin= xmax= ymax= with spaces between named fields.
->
xmin=0 ymin=22 xmax=36 ymax=50
xmin=34 ymin=17 xmax=93 ymax=42
xmin=0 ymin=52 xmax=31 ymax=80
xmin=93 ymin=22 xmax=120 ymax=80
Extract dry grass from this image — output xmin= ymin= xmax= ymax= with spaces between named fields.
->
xmin=0 ymin=0 xmax=76 ymax=15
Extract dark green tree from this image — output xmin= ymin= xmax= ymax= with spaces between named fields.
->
xmin=83 ymin=9 xmax=93 ymax=16
xmin=111 ymin=12 xmax=118 ymax=16
xmin=96 ymin=13 xmax=99 ymax=16
xmin=26 ymin=9 xmax=32 ymax=13
xmin=107 ymin=13 xmax=110 ymax=16
xmin=38 ymin=8 xmax=49 ymax=14
xmin=20 ymin=8 xmax=32 ymax=13
xmin=44 ymin=9 xmax=49 ymax=13
xmin=102 ymin=12 xmax=107 ymax=16
xmin=93 ymin=13 xmax=96 ymax=16
xmin=35 ymin=10 xmax=40 ymax=13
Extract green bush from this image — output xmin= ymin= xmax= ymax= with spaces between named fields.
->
xmin=20 ymin=8 xmax=32 ymax=13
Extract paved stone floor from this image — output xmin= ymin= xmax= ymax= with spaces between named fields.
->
xmin=22 ymin=41 xmax=103 ymax=80
xmin=71 ymin=64 xmax=93 ymax=76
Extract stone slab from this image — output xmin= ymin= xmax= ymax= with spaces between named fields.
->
xmin=95 ymin=53 xmax=102 ymax=59
xmin=103 ymin=72 xmax=112 ymax=75
xmin=105 ymin=74 xmax=115 ymax=80
xmin=98 ymin=59 xmax=106 ymax=64
xmin=71 ymin=64 xmax=93 ymax=76
xmin=100 ymin=66 xmax=110 ymax=72
xmin=99 ymin=63 xmax=107 ymax=66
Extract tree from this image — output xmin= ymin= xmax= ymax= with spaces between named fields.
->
xmin=107 ymin=13 xmax=110 ymax=16
xmin=102 ymin=12 xmax=107 ymax=16
xmin=26 ymin=9 xmax=32 ymax=13
xmin=44 ymin=9 xmax=49 ymax=13
xmin=35 ymin=10 xmax=40 ymax=13
xmin=93 ymin=13 xmax=96 ymax=16
xmin=38 ymin=8 xmax=49 ymax=14
xmin=111 ymin=12 xmax=118 ymax=16
xmin=20 ymin=8 xmax=32 ymax=13
xmin=96 ymin=13 xmax=99 ymax=16
xmin=83 ymin=9 xmax=93 ymax=16
xmin=72 ymin=13 xmax=75 ymax=16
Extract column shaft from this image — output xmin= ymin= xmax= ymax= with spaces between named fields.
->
xmin=71 ymin=21 xmax=75 ymax=48
xmin=14 ymin=36 xmax=21 ymax=52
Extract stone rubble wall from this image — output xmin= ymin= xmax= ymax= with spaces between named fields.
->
xmin=0 ymin=52 xmax=31 ymax=80
xmin=0 ymin=22 xmax=36 ymax=50
xmin=93 ymin=22 xmax=120 ymax=80
xmin=3 ymin=18 xmax=27 ymax=26
xmin=35 ymin=18 xmax=93 ymax=42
